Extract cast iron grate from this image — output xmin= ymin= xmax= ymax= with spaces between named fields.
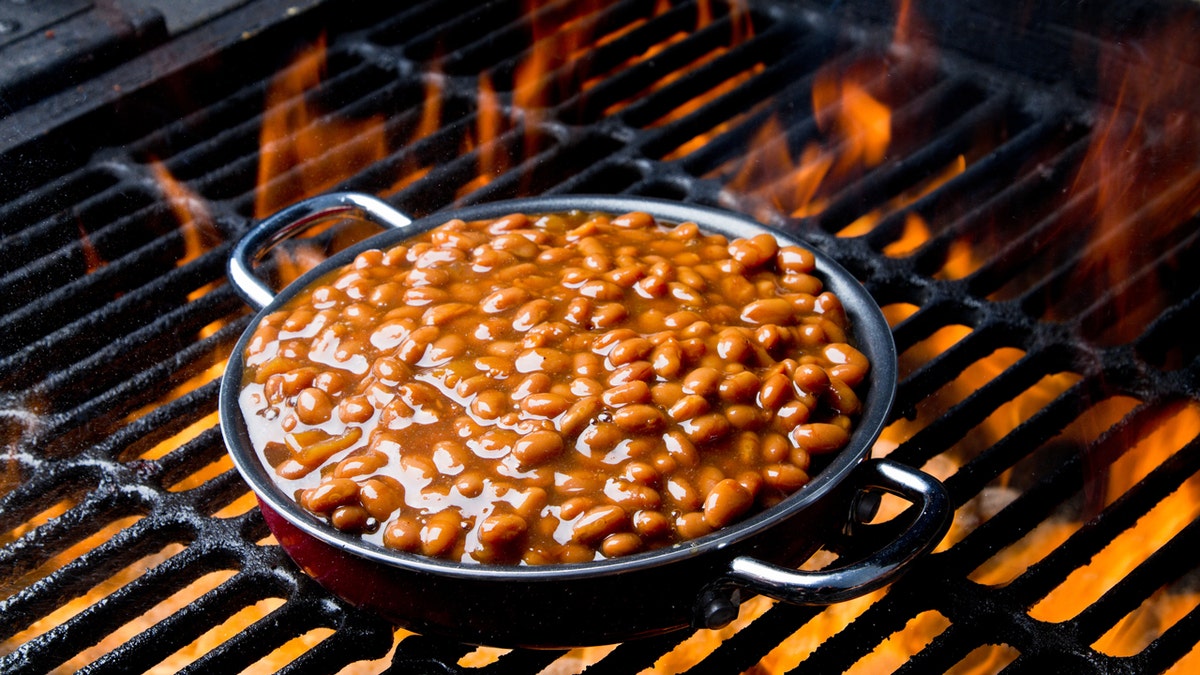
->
xmin=2 ymin=0 xmax=1200 ymax=672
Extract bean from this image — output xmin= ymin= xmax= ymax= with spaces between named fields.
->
xmin=789 ymin=446 xmax=811 ymax=471
xmin=650 ymin=341 xmax=683 ymax=378
xmin=793 ymin=363 xmax=831 ymax=396
xmin=704 ymin=479 xmax=754 ymax=528
xmin=479 ymin=513 xmax=528 ymax=547
xmin=650 ymin=382 xmax=685 ymax=409
xmin=823 ymin=343 xmax=869 ymax=388
xmin=455 ymin=471 xmax=486 ymax=498
xmin=719 ymin=371 xmax=760 ymax=402
xmin=628 ymin=510 xmax=668 ymax=540
xmin=558 ymin=544 xmax=596 ymax=563
xmin=559 ymin=396 xmax=600 ymax=437
xmin=780 ymin=273 xmax=824 ymax=295
xmin=334 ymin=450 xmax=387 ymax=478
xmin=493 ymin=233 xmax=539 ymax=259
xmin=774 ymin=400 xmax=811 ymax=429
xmin=682 ymin=366 xmax=722 ymax=397
xmin=608 ymin=264 xmax=645 ymax=288
xmin=776 ymin=245 xmax=816 ymax=274
xmin=668 ymin=394 xmax=710 ymax=422
xmin=665 ymin=477 xmax=702 ymax=511
xmin=663 ymin=429 xmax=699 ymax=467
xmin=511 ymin=372 xmax=552 ymax=401
xmin=470 ymin=389 xmax=508 ymax=420
xmin=397 ymin=326 xmax=439 ymax=364
xmin=405 ymin=286 xmax=449 ymax=306
xmin=421 ymin=510 xmax=463 ymax=557
xmin=521 ymin=392 xmax=571 ymax=418
xmin=579 ymin=279 xmax=623 ymax=301
xmin=664 ymin=310 xmax=701 ymax=328
xmin=571 ymin=377 xmax=604 ymax=397
xmin=489 ymin=213 xmax=530 ymax=233
xmin=609 ymin=337 xmax=654 ymax=366
xmin=715 ymin=328 xmax=753 ymax=363
xmin=383 ymin=515 xmax=422 ymax=551
xmin=303 ymin=478 xmax=359 ymax=512
xmin=675 ymin=512 xmax=713 ymax=540
xmin=292 ymin=427 xmax=363 ymax=470
xmin=513 ymin=430 xmax=565 ymax=468
xmin=758 ymin=372 xmax=792 ymax=410
xmin=481 ymin=287 xmax=530 ymax=313
xmin=292 ymin=388 xmax=332 ymax=425
xmin=513 ymin=298 xmax=553 ymax=331
xmin=725 ymin=404 xmax=762 ymax=429
xmin=685 ymin=413 xmax=731 ymax=444
xmin=741 ymin=298 xmax=794 ymax=325
xmin=677 ymin=267 xmax=707 ymax=291
xmin=826 ymin=375 xmax=862 ymax=416
xmin=578 ymin=422 xmax=622 ymax=453
xmin=572 ymin=505 xmax=627 ymax=544
xmin=601 ymin=532 xmax=643 ymax=558
xmin=313 ymin=371 xmax=346 ymax=397
xmin=762 ymin=463 xmax=809 ymax=491
xmin=612 ymin=211 xmax=654 ymax=229
xmin=607 ymin=361 xmax=654 ymax=386
xmin=590 ymin=303 xmax=628 ymax=329
xmin=359 ymin=477 xmax=405 ymax=520
xmin=790 ymin=423 xmax=850 ymax=454
xmin=613 ymin=404 xmax=666 ymax=433
xmin=622 ymin=461 xmax=660 ymax=486
xmin=602 ymin=380 xmax=651 ymax=407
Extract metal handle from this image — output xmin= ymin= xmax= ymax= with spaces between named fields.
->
xmin=227 ymin=192 xmax=414 ymax=310
xmin=696 ymin=459 xmax=951 ymax=629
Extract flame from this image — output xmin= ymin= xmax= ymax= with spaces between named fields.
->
xmin=602 ymin=1 xmax=756 ymax=123
xmin=76 ymin=219 xmax=106 ymax=274
xmin=727 ymin=64 xmax=893 ymax=221
xmin=384 ymin=76 xmax=443 ymax=196
xmin=456 ymin=72 xmax=509 ymax=200
xmin=813 ymin=77 xmax=890 ymax=175
xmin=1058 ymin=18 xmax=1200 ymax=338
xmin=838 ymin=154 xmax=967 ymax=245
xmin=149 ymin=160 xmax=221 ymax=282
xmin=254 ymin=33 xmax=389 ymax=219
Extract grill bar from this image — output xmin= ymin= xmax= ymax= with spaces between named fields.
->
xmin=2 ymin=0 xmax=1200 ymax=672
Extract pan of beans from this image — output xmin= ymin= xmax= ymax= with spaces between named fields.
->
xmin=219 ymin=191 xmax=950 ymax=648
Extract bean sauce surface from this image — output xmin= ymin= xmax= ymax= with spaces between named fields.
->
xmin=239 ymin=210 xmax=870 ymax=564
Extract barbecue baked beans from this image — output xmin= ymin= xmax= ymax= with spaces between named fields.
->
xmin=239 ymin=210 xmax=870 ymax=564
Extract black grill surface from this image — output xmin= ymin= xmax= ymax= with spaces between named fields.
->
xmin=3 ymin=0 xmax=1200 ymax=673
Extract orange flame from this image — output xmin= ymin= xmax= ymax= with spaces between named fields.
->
xmin=254 ymin=33 xmax=389 ymax=219
xmin=728 ymin=66 xmax=893 ymax=221
xmin=76 ymin=220 xmax=106 ymax=274
xmin=149 ymin=160 xmax=220 ymax=274
xmin=1062 ymin=19 xmax=1200 ymax=336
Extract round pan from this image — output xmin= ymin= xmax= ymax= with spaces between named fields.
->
xmin=219 ymin=192 xmax=950 ymax=648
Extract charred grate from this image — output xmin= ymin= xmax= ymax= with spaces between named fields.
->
xmin=3 ymin=0 xmax=1200 ymax=672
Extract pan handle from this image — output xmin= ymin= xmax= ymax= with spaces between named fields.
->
xmin=695 ymin=459 xmax=951 ymax=629
xmin=228 ymin=192 xmax=413 ymax=311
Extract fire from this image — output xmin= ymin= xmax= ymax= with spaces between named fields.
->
xmin=455 ymin=71 xmax=509 ymax=199
xmin=76 ymin=219 xmax=106 ymax=274
xmin=1058 ymin=18 xmax=1200 ymax=341
xmin=149 ymin=160 xmax=221 ymax=277
xmin=723 ymin=58 xmax=895 ymax=222
xmin=254 ymin=33 xmax=389 ymax=220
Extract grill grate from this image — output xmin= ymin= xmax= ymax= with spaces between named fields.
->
xmin=3 ymin=0 xmax=1200 ymax=672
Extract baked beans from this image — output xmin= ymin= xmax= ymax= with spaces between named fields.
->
xmin=239 ymin=210 xmax=869 ymax=564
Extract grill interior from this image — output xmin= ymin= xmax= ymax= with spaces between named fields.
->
xmin=3 ymin=0 xmax=1200 ymax=672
